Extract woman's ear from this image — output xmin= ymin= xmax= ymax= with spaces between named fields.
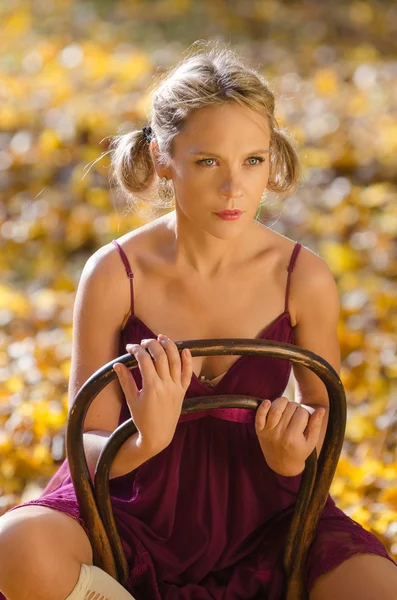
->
xmin=150 ymin=139 xmax=171 ymax=180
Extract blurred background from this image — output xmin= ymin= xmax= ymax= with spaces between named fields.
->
xmin=0 ymin=0 xmax=396 ymax=559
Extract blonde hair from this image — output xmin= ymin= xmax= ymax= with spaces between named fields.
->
xmin=107 ymin=41 xmax=301 ymax=217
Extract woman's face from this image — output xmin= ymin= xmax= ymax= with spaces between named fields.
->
xmin=156 ymin=102 xmax=271 ymax=236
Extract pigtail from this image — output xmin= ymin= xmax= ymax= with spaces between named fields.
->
xmin=108 ymin=129 xmax=155 ymax=200
xmin=267 ymin=129 xmax=301 ymax=197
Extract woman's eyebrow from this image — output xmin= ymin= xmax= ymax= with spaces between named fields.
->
xmin=189 ymin=148 xmax=270 ymax=157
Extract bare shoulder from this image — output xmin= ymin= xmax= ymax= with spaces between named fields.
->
xmin=289 ymin=240 xmax=340 ymax=326
xmin=292 ymin=239 xmax=335 ymax=282
xmin=91 ymin=212 xmax=168 ymax=273
xmin=90 ymin=214 xmax=171 ymax=327
xmin=76 ymin=241 xmax=130 ymax=331
xmin=112 ymin=213 xmax=171 ymax=268
xmin=261 ymin=226 xmax=339 ymax=327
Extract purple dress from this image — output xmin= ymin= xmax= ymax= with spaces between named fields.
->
xmin=2 ymin=240 xmax=395 ymax=600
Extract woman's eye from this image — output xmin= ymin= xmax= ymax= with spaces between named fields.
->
xmin=247 ymin=156 xmax=265 ymax=165
xmin=196 ymin=158 xmax=216 ymax=167
xmin=196 ymin=156 xmax=265 ymax=167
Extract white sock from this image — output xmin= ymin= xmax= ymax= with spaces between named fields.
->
xmin=65 ymin=564 xmax=137 ymax=600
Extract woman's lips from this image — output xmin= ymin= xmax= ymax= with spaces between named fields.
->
xmin=215 ymin=210 xmax=243 ymax=220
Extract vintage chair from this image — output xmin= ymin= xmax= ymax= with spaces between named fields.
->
xmin=66 ymin=338 xmax=346 ymax=600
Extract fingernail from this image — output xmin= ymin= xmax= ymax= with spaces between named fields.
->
xmin=126 ymin=344 xmax=133 ymax=351
xmin=113 ymin=364 xmax=121 ymax=374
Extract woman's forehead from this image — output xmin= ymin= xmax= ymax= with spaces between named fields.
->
xmin=182 ymin=103 xmax=269 ymax=129
xmin=175 ymin=106 xmax=270 ymax=152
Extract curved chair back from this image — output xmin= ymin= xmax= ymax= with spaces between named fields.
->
xmin=66 ymin=338 xmax=346 ymax=600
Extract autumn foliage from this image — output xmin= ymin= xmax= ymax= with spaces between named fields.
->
xmin=0 ymin=1 xmax=396 ymax=559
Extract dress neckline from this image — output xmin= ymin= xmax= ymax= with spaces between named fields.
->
xmin=122 ymin=310 xmax=292 ymax=392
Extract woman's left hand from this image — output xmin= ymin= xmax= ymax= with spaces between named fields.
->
xmin=255 ymin=396 xmax=326 ymax=476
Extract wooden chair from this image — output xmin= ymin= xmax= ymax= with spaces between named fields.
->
xmin=66 ymin=338 xmax=346 ymax=600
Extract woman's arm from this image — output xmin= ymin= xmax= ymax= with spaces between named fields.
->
xmin=254 ymin=250 xmax=341 ymax=477
xmin=291 ymin=250 xmax=341 ymax=460
xmin=68 ymin=244 xmax=154 ymax=480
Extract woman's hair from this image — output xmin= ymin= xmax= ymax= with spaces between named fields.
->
xmin=106 ymin=41 xmax=301 ymax=218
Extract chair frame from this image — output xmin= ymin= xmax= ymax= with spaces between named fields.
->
xmin=66 ymin=338 xmax=346 ymax=600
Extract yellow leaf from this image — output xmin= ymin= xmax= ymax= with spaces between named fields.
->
xmin=86 ymin=188 xmax=110 ymax=209
xmin=0 ymin=285 xmax=30 ymax=316
xmin=6 ymin=375 xmax=24 ymax=394
xmin=314 ymin=68 xmax=338 ymax=96
xmin=1 ymin=459 xmax=16 ymax=479
xmin=32 ymin=444 xmax=52 ymax=468
xmin=38 ymin=130 xmax=61 ymax=155
xmin=0 ymin=432 xmax=13 ymax=454
xmin=320 ymin=242 xmax=361 ymax=276
xmin=345 ymin=415 xmax=377 ymax=444
xmin=5 ymin=9 xmax=31 ymax=35
xmin=379 ymin=488 xmax=397 ymax=507
xmin=350 ymin=505 xmax=371 ymax=526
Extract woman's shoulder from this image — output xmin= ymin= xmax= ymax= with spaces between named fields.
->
xmin=84 ymin=214 xmax=167 ymax=281
xmin=255 ymin=226 xmax=337 ymax=324
xmin=252 ymin=223 xmax=301 ymax=271
xmin=271 ymin=231 xmax=339 ymax=323
xmin=261 ymin=225 xmax=329 ymax=279
xmin=112 ymin=213 xmax=172 ymax=266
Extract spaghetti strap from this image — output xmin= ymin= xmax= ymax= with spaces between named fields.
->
xmin=111 ymin=239 xmax=135 ymax=315
xmin=284 ymin=242 xmax=302 ymax=313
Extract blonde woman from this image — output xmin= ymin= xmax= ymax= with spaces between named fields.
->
xmin=0 ymin=42 xmax=396 ymax=600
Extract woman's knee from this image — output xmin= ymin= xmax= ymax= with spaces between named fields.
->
xmin=309 ymin=553 xmax=397 ymax=600
xmin=0 ymin=506 xmax=93 ymax=600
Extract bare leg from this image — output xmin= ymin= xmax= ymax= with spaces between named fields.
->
xmin=309 ymin=553 xmax=397 ymax=600
xmin=0 ymin=506 xmax=93 ymax=600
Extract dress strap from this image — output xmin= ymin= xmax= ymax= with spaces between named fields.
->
xmin=284 ymin=242 xmax=302 ymax=313
xmin=111 ymin=239 xmax=135 ymax=315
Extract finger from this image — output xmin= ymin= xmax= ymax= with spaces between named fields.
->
xmin=276 ymin=401 xmax=302 ymax=432
xmin=180 ymin=347 xmax=193 ymax=389
xmin=305 ymin=408 xmax=326 ymax=446
xmin=140 ymin=338 xmax=172 ymax=380
xmin=126 ymin=344 xmax=157 ymax=385
xmin=287 ymin=404 xmax=311 ymax=435
xmin=113 ymin=362 xmax=140 ymax=398
xmin=265 ymin=396 xmax=290 ymax=430
xmin=156 ymin=335 xmax=183 ymax=382
xmin=255 ymin=400 xmax=271 ymax=433
xmin=299 ymin=403 xmax=315 ymax=416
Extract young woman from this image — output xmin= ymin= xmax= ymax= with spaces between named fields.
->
xmin=0 ymin=43 xmax=396 ymax=600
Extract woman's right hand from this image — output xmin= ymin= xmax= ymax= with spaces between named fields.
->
xmin=113 ymin=334 xmax=193 ymax=455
